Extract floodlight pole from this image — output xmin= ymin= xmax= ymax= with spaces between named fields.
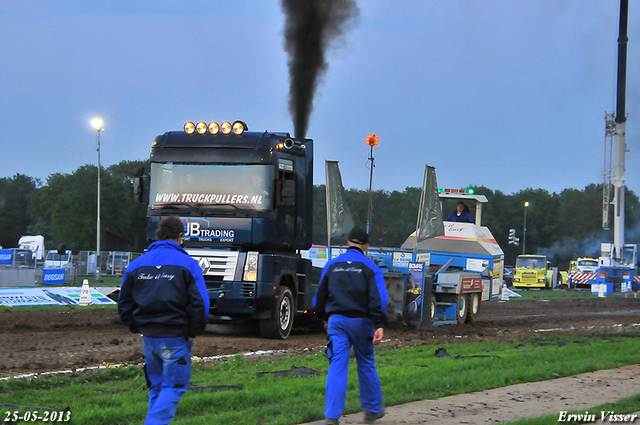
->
xmin=91 ymin=118 xmax=104 ymax=283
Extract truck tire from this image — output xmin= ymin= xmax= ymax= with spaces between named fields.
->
xmin=429 ymin=296 xmax=437 ymax=324
xmin=456 ymin=293 xmax=468 ymax=324
xmin=465 ymin=293 xmax=481 ymax=323
xmin=259 ymin=287 xmax=294 ymax=340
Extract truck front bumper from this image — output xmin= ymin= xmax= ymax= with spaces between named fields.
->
xmin=207 ymin=281 xmax=276 ymax=317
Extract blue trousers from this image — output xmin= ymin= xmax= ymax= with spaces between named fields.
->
xmin=325 ymin=315 xmax=383 ymax=420
xmin=142 ymin=336 xmax=193 ymax=425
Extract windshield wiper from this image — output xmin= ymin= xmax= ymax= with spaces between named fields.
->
xmin=210 ymin=203 xmax=251 ymax=217
xmin=161 ymin=203 xmax=208 ymax=216
xmin=160 ymin=202 xmax=249 ymax=217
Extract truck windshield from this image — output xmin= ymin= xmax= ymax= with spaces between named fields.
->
xmin=622 ymin=246 xmax=636 ymax=266
xmin=578 ymin=259 xmax=598 ymax=267
xmin=149 ymin=163 xmax=274 ymax=211
xmin=45 ymin=252 xmax=70 ymax=261
xmin=516 ymin=258 xmax=545 ymax=268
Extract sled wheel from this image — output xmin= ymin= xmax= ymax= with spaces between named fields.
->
xmin=465 ymin=293 xmax=481 ymax=323
xmin=456 ymin=293 xmax=468 ymax=324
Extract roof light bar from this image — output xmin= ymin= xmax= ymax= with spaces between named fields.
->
xmin=183 ymin=120 xmax=248 ymax=135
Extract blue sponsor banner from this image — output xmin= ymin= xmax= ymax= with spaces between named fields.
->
xmin=0 ymin=249 xmax=11 ymax=265
xmin=406 ymin=262 xmax=426 ymax=323
xmin=0 ymin=287 xmax=116 ymax=307
xmin=43 ymin=268 xmax=66 ymax=285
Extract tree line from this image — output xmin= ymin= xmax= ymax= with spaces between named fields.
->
xmin=1 ymin=163 xmax=638 ymax=269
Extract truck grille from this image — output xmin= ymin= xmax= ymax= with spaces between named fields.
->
xmin=186 ymin=250 xmax=239 ymax=282
xmin=521 ymin=272 xmax=538 ymax=284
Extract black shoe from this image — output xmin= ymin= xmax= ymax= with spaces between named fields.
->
xmin=363 ymin=407 xmax=385 ymax=423
xmin=325 ymin=419 xmax=339 ymax=425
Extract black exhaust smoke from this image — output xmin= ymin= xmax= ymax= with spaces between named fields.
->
xmin=281 ymin=0 xmax=359 ymax=139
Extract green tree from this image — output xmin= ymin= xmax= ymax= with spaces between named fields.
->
xmin=107 ymin=159 xmax=150 ymax=250
xmin=0 ymin=174 xmax=40 ymax=247
xmin=28 ymin=164 xmax=140 ymax=251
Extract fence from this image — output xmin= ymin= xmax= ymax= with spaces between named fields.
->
xmin=75 ymin=251 xmax=143 ymax=276
xmin=0 ymin=250 xmax=145 ymax=286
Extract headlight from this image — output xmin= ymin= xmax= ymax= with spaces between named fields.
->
xmin=243 ymin=252 xmax=258 ymax=282
xmin=538 ymin=278 xmax=545 ymax=283
xmin=232 ymin=120 xmax=248 ymax=135
xmin=221 ymin=121 xmax=232 ymax=134
xmin=208 ymin=122 xmax=219 ymax=134
xmin=196 ymin=122 xmax=207 ymax=134
xmin=184 ymin=122 xmax=195 ymax=134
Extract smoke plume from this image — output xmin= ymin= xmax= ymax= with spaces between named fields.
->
xmin=281 ymin=0 xmax=359 ymax=139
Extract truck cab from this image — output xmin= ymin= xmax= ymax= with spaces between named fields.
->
xmin=513 ymin=254 xmax=553 ymax=289
xmin=136 ymin=121 xmax=315 ymax=339
xmin=575 ymin=257 xmax=599 ymax=274
xmin=44 ymin=250 xmax=72 ymax=269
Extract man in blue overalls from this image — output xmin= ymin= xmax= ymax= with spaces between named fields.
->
xmin=119 ymin=216 xmax=210 ymax=424
xmin=314 ymin=228 xmax=389 ymax=425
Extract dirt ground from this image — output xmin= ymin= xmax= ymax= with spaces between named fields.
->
xmin=5 ymin=295 xmax=640 ymax=424
xmin=3 ymin=294 xmax=640 ymax=378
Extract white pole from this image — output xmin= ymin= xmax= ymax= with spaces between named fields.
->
xmin=96 ymin=128 xmax=101 ymax=283
xmin=91 ymin=117 xmax=104 ymax=283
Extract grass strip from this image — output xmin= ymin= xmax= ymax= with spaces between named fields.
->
xmin=2 ymin=331 xmax=640 ymax=424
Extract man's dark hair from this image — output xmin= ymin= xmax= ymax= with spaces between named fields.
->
xmin=458 ymin=202 xmax=471 ymax=213
xmin=155 ymin=216 xmax=184 ymax=241
xmin=348 ymin=227 xmax=369 ymax=245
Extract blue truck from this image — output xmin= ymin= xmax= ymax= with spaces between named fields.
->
xmin=134 ymin=121 xmax=316 ymax=339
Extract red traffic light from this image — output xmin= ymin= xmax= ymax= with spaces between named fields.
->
xmin=366 ymin=134 xmax=379 ymax=147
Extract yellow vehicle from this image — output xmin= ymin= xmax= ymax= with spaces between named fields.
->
xmin=513 ymin=254 xmax=554 ymax=289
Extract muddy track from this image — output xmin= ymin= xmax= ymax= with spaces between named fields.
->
xmin=3 ymin=297 xmax=640 ymax=378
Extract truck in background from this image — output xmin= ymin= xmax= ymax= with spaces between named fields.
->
xmin=18 ymin=235 xmax=45 ymax=262
xmin=134 ymin=120 xmax=315 ymax=339
xmin=512 ymin=254 xmax=554 ymax=289
xmin=44 ymin=250 xmax=73 ymax=269
xmin=596 ymin=243 xmax=637 ymax=294
xmin=567 ymin=257 xmax=598 ymax=288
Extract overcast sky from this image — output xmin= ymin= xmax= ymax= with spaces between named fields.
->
xmin=0 ymin=1 xmax=638 ymax=197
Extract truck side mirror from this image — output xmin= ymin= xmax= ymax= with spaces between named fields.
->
xmin=133 ymin=168 xmax=146 ymax=204
xmin=277 ymin=179 xmax=295 ymax=207
xmin=282 ymin=180 xmax=295 ymax=206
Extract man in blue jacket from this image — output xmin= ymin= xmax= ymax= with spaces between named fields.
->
xmin=118 ymin=216 xmax=210 ymax=425
xmin=447 ymin=201 xmax=475 ymax=223
xmin=314 ymin=228 xmax=389 ymax=425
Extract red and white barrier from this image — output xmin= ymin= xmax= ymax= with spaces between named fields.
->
xmin=568 ymin=272 xmax=597 ymax=284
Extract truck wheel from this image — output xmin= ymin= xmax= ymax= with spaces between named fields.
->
xmin=429 ymin=296 xmax=437 ymax=324
xmin=465 ymin=293 xmax=481 ymax=323
xmin=259 ymin=287 xmax=294 ymax=340
xmin=456 ymin=294 xmax=468 ymax=324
